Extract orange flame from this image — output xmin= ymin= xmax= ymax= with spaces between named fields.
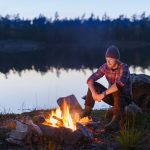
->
xmin=44 ymin=101 xmax=77 ymax=131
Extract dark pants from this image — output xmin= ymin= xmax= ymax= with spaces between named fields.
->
xmin=85 ymin=82 xmax=132 ymax=117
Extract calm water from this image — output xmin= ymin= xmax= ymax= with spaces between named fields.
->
xmin=0 ymin=66 xmax=150 ymax=113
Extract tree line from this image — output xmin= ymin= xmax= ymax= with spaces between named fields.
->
xmin=0 ymin=12 xmax=150 ymax=42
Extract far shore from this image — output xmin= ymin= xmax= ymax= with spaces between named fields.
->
xmin=0 ymin=39 xmax=150 ymax=53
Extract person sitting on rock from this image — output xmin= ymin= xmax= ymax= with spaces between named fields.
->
xmin=81 ymin=45 xmax=133 ymax=130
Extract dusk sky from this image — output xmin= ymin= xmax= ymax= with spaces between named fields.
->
xmin=0 ymin=0 xmax=150 ymax=19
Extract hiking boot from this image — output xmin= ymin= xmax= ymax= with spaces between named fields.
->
xmin=80 ymin=106 xmax=92 ymax=118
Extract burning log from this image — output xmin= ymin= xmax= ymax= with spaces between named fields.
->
xmin=38 ymin=120 xmax=94 ymax=145
xmin=76 ymin=122 xmax=93 ymax=141
xmin=57 ymin=94 xmax=83 ymax=119
xmin=39 ymin=124 xmax=85 ymax=145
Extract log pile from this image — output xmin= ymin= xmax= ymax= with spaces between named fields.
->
xmin=39 ymin=122 xmax=93 ymax=145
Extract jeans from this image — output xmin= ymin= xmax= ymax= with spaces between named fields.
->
xmin=84 ymin=82 xmax=132 ymax=117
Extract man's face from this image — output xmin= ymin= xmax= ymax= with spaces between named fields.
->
xmin=106 ymin=57 xmax=118 ymax=69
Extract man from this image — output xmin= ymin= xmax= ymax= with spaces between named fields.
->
xmin=81 ymin=45 xmax=132 ymax=130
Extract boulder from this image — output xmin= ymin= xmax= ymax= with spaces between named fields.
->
xmin=105 ymin=102 xmax=142 ymax=122
xmin=131 ymin=74 xmax=150 ymax=111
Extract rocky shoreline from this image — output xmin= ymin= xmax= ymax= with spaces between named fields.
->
xmin=0 ymin=73 xmax=150 ymax=150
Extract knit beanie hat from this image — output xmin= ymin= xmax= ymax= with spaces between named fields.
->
xmin=105 ymin=45 xmax=120 ymax=59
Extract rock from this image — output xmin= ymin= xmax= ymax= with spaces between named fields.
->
xmin=6 ymin=137 xmax=24 ymax=146
xmin=4 ymin=118 xmax=43 ymax=146
xmin=131 ymin=74 xmax=150 ymax=111
xmin=6 ymin=120 xmax=29 ymax=145
xmin=8 ymin=121 xmax=29 ymax=140
xmin=125 ymin=102 xmax=142 ymax=115
xmin=21 ymin=116 xmax=43 ymax=136
xmin=105 ymin=102 xmax=142 ymax=123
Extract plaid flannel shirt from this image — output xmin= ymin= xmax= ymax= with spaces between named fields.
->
xmin=87 ymin=61 xmax=132 ymax=97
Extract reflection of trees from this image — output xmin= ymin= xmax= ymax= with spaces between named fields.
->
xmin=0 ymin=12 xmax=150 ymax=74
xmin=0 ymin=45 xmax=149 ymax=75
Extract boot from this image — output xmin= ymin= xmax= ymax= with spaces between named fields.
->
xmin=104 ymin=115 xmax=120 ymax=131
xmin=80 ymin=106 xmax=92 ymax=119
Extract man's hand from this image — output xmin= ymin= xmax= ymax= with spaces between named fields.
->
xmin=92 ymin=92 xmax=105 ymax=102
xmin=87 ymin=80 xmax=105 ymax=102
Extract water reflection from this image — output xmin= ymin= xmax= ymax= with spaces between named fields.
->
xmin=0 ymin=44 xmax=150 ymax=75
xmin=0 ymin=67 xmax=149 ymax=114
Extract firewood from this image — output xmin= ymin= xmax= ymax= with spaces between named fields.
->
xmin=39 ymin=124 xmax=84 ymax=145
xmin=57 ymin=94 xmax=83 ymax=115
xmin=76 ymin=122 xmax=93 ymax=141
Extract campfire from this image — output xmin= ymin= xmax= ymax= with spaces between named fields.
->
xmin=43 ymin=101 xmax=78 ymax=131
xmin=43 ymin=98 xmax=92 ymax=131
xmin=3 ymin=95 xmax=98 ymax=146
xmin=37 ymin=95 xmax=94 ymax=145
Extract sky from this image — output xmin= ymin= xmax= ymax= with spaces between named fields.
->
xmin=0 ymin=0 xmax=150 ymax=20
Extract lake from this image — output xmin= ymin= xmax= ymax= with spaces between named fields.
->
xmin=0 ymin=66 xmax=149 ymax=114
